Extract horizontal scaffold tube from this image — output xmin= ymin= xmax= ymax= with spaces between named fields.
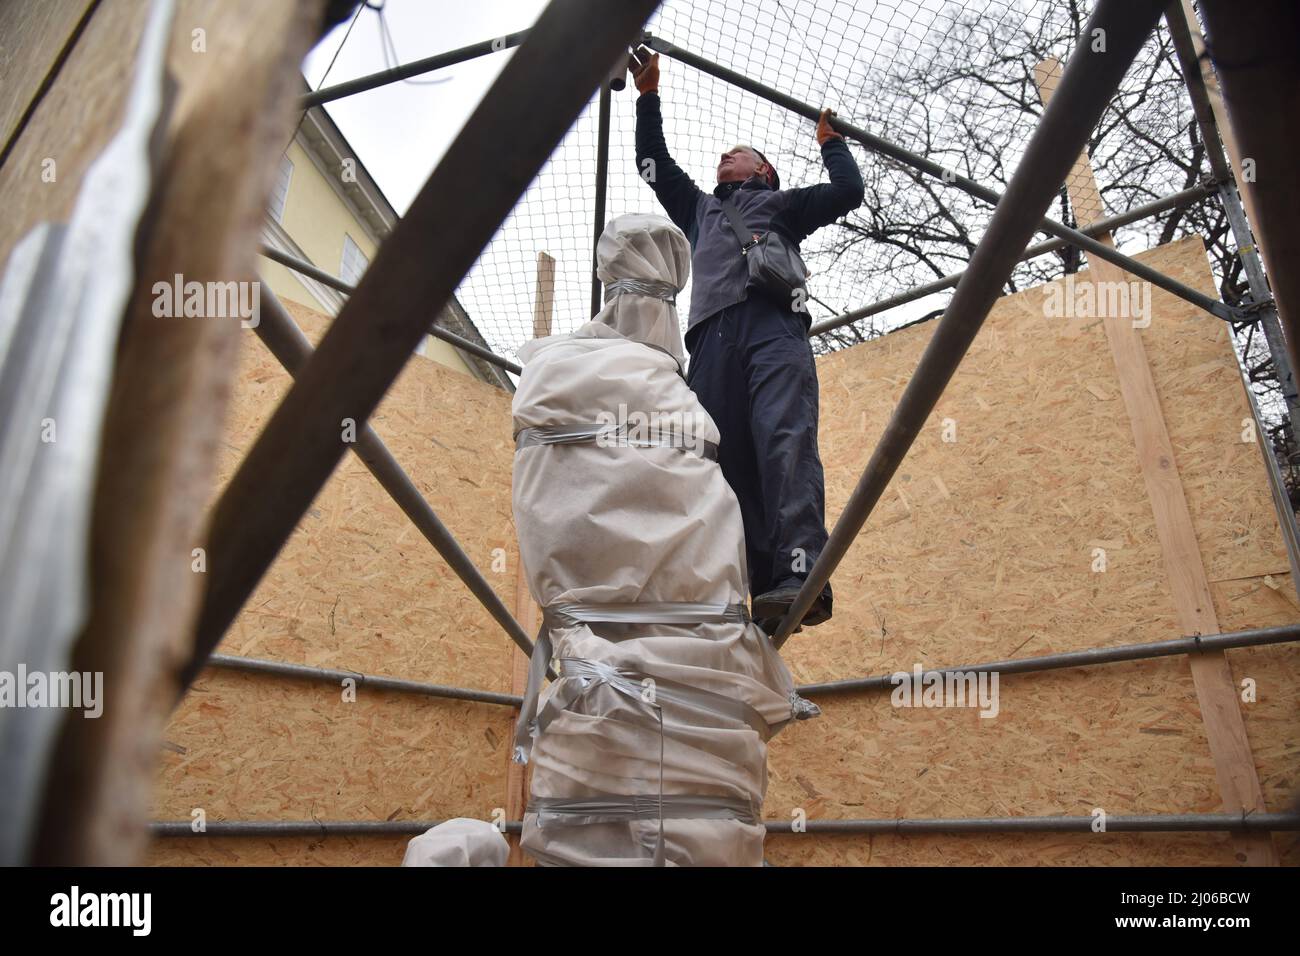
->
xmin=809 ymin=183 xmax=1215 ymax=338
xmin=209 ymin=653 xmax=524 ymax=707
xmin=301 ymin=30 xmax=530 ymax=109
xmin=796 ymin=622 xmax=1300 ymax=696
xmin=258 ymin=245 xmax=523 ymax=375
xmin=150 ymin=811 xmax=1300 ymax=838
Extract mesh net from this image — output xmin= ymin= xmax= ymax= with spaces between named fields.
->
xmin=453 ymin=0 xmax=1233 ymax=357
xmin=372 ymin=0 xmax=1289 ymax=493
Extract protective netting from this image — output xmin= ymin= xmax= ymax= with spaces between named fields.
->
xmin=455 ymin=0 xmax=1237 ymax=357
xmin=322 ymin=0 xmax=1282 ymax=498
xmin=443 ymin=0 xmax=1295 ymax=497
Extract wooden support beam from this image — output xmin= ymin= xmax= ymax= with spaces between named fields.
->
xmin=29 ymin=0 xmax=327 ymax=866
xmin=0 ymin=0 xmax=99 ymax=169
xmin=1193 ymin=0 xmax=1300 ymax=382
xmin=533 ymin=250 xmax=556 ymax=340
xmin=190 ymin=0 xmax=660 ymax=675
xmin=505 ymin=569 xmax=537 ymax=867
xmin=1173 ymin=2 xmax=1269 ymax=275
xmin=504 ymin=249 xmax=555 ymax=866
xmin=1035 ymin=58 xmax=1277 ymax=866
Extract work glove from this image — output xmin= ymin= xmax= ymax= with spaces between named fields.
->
xmin=816 ymin=108 xmax=844 ymax=146
xmin=628 ymin=45 xmax=659 ymax=95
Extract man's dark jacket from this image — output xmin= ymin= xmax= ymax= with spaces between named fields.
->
xmin=634 ymin=91 xmax=864 ymax=332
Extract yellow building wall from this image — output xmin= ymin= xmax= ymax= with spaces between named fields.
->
xmin=258 ymin=139 xmax=477 ymax=379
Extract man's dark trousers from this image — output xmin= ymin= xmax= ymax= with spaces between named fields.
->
xmin=686 ymin=295 xmax=832 ymax=610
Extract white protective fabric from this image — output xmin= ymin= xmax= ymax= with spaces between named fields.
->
xmin=400 ymin=818 xmax=509 ymax=867
xmin=511 ymin=214 xmax=816 ymax=867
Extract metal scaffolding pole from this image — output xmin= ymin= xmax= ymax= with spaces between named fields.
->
xmin=809 ymin=183 xmax=1214 ymax=339
xmin=208 ymin=653 xmax=523 ymax=707
xmin=177 ymin=286 xmax=544 ymax=691
xmin=258 ymin=245 xmax=522 ymax=375
xmin=150 ymin=811 xmax=1300 ymax=838
xmin=768 ymin=813 xmax=1300 ymax=835
xmin=795 ymin=622 xmax=1300 ymax=696
xmin=1195 ymin=1 xmax=1300 ymax=377
xmin=642 ymin=33 xmax=1234 ymax=324
xmin=301 ymin=30 xmax=530 ymax=109
xmin=591 ymin=81 xmax=612 ymax=317
xmin=208 ymin=619 xmax=1300 ymax=704
xmin=769 ymin=0 xmax=1169 ymax=648
xmin=152 ymin=819 xmax=524 ymax=837
xmin=1166 ymin=8 xmax=1300 ymax=436
xmin=191 ymin=0 xmax=661 ymax=686
xmin=1163 ymin=8 xmax=1300 ymax=600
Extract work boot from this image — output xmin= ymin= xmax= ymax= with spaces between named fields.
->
xmin=752 ymin=579 xmax=833 ymax=630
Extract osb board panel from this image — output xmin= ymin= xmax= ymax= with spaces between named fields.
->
xmin=152 ymin=671 xmax=509 ymax=821
xmin=765 ymin=831 xmax=1300 ymax=867
xmin=207 ymin=301 xmax=520 ymax=691
xmin=152 ymin=241 xmax=1297 ymax=867
xmin=150 ymin=301 xmax=520 ymax=865
xmin=769 ymin=237 xmax=1297 ymax=865
xmin=149 ymin=835 xmax=412 ymax=867
xmin=0 ymin=0 xmax=279 ymax=265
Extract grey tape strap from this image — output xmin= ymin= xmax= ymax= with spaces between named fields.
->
xmin=528 ymin=794 xmax=759 ymax=827
xmin=544 ymin=600 xmax=749 ymax=627
xmin=511 ymin=622 xmax=553 ymax=766
xmin=510 ymin=601 xmax=754 ymax=765
xmin=603 ymin=278 xmax=678 ymax=304
xmin=539 ymin=656 xmax=772 ymax=739
xmin=515 ymin=423 xmax=718 ymax=462
xmin=511 ymin=599 xmax=768 ymax=866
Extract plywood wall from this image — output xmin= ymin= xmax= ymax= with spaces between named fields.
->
xmin=148 ymin=300 xmax=526 ymax=865
xmin=150 ymin=237 xmax=1298 ymax=866
xmin=765 ymin=236 xmax=1299 ymax=866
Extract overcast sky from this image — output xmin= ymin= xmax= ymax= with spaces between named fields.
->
xmin=303 ymin=0 xmax=552 ymax=213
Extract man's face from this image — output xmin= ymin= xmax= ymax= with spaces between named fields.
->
xmin=717 ymin=145 xmax=766 ymax=184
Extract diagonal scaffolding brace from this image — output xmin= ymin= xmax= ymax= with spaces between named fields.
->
xmin=188 ymin=0 xmax=661 ymax=689
xmin=258 ymin=245 xmax=523 ymax=375
xmin=176 ymin=286 xmax=549 ymax=692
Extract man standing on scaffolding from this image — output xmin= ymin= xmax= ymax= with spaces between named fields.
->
xmin=629 ymin=46 xmax=864 ymax=634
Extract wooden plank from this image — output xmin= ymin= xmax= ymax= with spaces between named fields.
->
xmin=1175 ymin=2 xmax=1269 ymax=274
xmin=28 ymin=0 xmax=327 ymax=865
xmin=504 ymin=249 xmax=555 ymax=865
xmin=0 ymin=0 xmax=99 ymax=164
xmin=533 ymin=250 xmax=556 ymax=339
xmin=1035 ymin=58 xmax=1277 ymax=866
xmin=505 ymin=569 xmax=537 ymax=866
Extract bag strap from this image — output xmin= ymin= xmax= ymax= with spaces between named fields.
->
xmin=719 ymin=195 xmax=760 ymax=252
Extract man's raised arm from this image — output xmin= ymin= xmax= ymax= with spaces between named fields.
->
xmin=784 ymin=109 xmax=865 ymax=243
xmin=630 ymin=47 xmax=703 ymax=238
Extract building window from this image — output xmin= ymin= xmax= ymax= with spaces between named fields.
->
xmin=269 ymin=155 xmax=293 ymax=223
xmin=340 ymin=233 xmax=369 ymax=285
